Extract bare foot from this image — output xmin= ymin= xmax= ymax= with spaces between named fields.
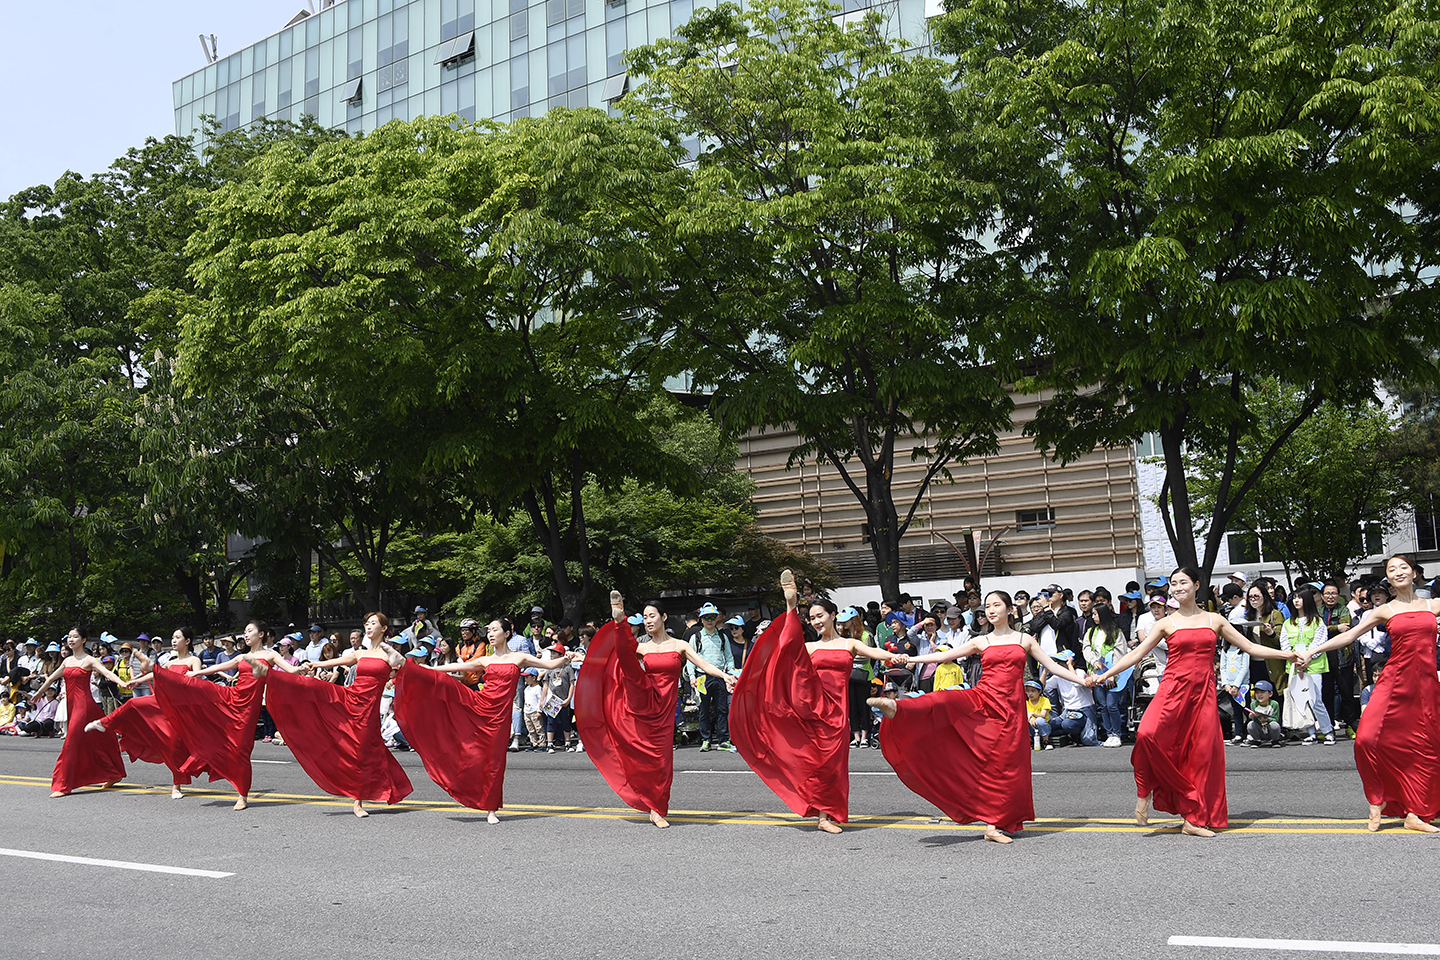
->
xmin=1403 ymin=813 xmax=1440 ymax=833
xmin=487 ymin=811 xmax=500 ymax=824
xmin=1135 ymin=795 xmax=1150 ymax=826
xmin=1181 ymin=821 xmax=1216 ymax=838
xmin=1368 ymin=804 xmax=1384 ymax=832
xmin=103 ymin=781 xmax=119 ymax=789
xmin=171 ymin=787 xmax=185 ymax=800
xmin=610 ymin=590 xmax=625 ymax=622
xmin=50 ymin=790 xmax=67 ymax=798
xmin=353 ymin=800 xmax=369 ymax=818
xmin=983 ymin=827 xmax=1013 ymax=844
xmin=234 ymin=797 xmax=248 ymax=811
xmin=867 ymin=697 xmax=898 ymax=719
xmin=817 ymin=817 xmax=842 ymax=834
xmin=650 ymin=810 xmax=670 ymax=829
xmin=84 ymin=720 xmax=107 ymax=734
xmin=781 ymin=569 xmax=798 ymax=611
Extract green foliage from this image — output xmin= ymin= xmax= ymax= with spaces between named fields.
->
xmin=936 ymin=0 xmax=1440 ymax=575
xmin=1188 ymin=382 xmax=1408 ymax=580
xmin=625 ymin=0 xmax=1012 ymax=598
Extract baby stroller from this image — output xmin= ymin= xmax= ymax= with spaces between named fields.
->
xmin=1126 ymin=656 xmax=1162 ymax=729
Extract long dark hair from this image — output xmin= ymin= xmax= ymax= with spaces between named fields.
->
xmin=1091 ymin=602 xmax=1119 ymax=644
xmin=1287 ymin=587 xmax=1320 ymax=624
xmin=1244 ymin=585 xmax=1275 ymax=619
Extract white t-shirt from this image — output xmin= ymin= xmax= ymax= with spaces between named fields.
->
xmin=1044 ymin=674 xmax=1095 ymax=711
xmin=523 ymin=684 xmax=543 ymax=715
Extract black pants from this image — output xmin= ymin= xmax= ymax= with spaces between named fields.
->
xmin=698 ymin=681 xmax=730 ymax=744
xmin=22 ymin=719 xmax=55 ymax=736
xmin=848 ymin=676 xmax=872 ymax=739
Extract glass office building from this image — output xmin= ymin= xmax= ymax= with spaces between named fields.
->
xmin=172 ymin=0 xmax=938 ymax=140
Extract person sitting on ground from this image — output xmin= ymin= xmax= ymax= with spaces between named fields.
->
xmin=1025 ymin=680 xmax=1053 ymax=750
xmin=1042 ymin=650 xmax=1100 ymax=746
xmin=1247 ymin=680 xmax=1283 ymax=746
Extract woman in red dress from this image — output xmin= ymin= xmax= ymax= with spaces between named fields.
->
xmin=1301 ymin=554 xmax=1440 ymax=833
xmin=730 ymin=571 xmax=905 ymax=833
xmin=395 ymin=617 xmax=572 ymax=823
xmin=263 ymin=611 xmax=412 ymax=817
xmin=86 ymin=627 xmax=207 ymax=799
xmin=34 ymin=626 xmax=128 ymax=797
xmin=575 ymin=591 xmax=737 ymax=828
xmin=1093 ymin=566 xmax=1298 ymax=836
xmin=154 ymin=619 xmax=302 ymax=810
xmin=869 ymin=590 xmax=1088 ymax=843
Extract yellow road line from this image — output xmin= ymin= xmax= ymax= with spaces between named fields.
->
xmin=0 ymin=775 xmax=1418 ymax=834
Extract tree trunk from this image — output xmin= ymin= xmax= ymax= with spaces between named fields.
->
xmin=865 ymin=458 xmax=905 ymax=602
xmin=174 ymin=565 xmax=210 ymax=634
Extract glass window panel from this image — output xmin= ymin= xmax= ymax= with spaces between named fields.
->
xmin=491 ymin=60 xmax=509 ymax=113
xmin=364 ymin=18 xmax=378 ymax=71
xmin=567 ymin=32 xmax=584 ymax=64
xmin=364 ymin=0 xmax=379 ymax=20
xmin=240 ymin=46 xmax=253 ymax=76
xmin=379 ymin=12 xmax=393 ymax=51
xmin=511 ymin=0 xmax=526 ymax=13
xmin=424 ymin=85 xmax=440 ymax=115
xmin=378 ymin=103 xmax=394 ymax=125
xmin=304 ymin=94 xmax=320 ymax=120
xmin=216 ymin=57 xmax=229 ymax=85
xmin=377 ymin=63 xmax=393 ymax=91
xmin=422 ymin=0 xmax=438 ymax=48
xmin=512 ymin=87 xmax=529 ymax=111
xmin=568 ymin=0 xmax=584 ymax=19
xmin=349 ymin=0 xmax=364 ymax=28
xmin=442 ymin=79 xmax=458 ymax=113
xmin=548 ymin=41 xmax=565 ymax=75
xmin=625 ymin=12 xmax=646 ymax=47
xmin=443 ymin=0 xmax=457 ymax=25
xmin=306 ymin=15 xmax=319 ymax=45
xmin=510 ymin=11 xmax=528 ymax=39
xmin=281 ymin=27 xmax=293 ymax=58
xmin=566 ymin=13 xmax=584 ymax=35
xmin=547 ymin=0 xmax=565 ymax=24
xmin=671 ymin=0 xmax=693 ymax=27
xmin=380 ymin=0 xmax=392 ymax=14
xmin=266 ymin=63 xmax=279 ymax=109
xmin=173 ymin=81 xmax=184 ymax=110
xmin=459 ymin=75 xmax=476 ymax=112
xmin=279 ymin=58 xmax=293 ymax=106
xmin=646 ymin=6 xmax=666 ymax=40
xmin=392 ymin=59 xmax=409 ymax=85
xmin=476 ymin=0 xmax=493 ymax=26
xmin=567 ymin=64 xmax=586 ymax=90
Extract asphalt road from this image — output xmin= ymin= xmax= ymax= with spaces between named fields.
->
xmin=1 ymin=735 xmax=1436 ymax=960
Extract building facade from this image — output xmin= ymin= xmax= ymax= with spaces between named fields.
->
xmin=173 ymin=0 xmax=939 ymax=143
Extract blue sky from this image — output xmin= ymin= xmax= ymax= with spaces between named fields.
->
xmin=1 ymin=0 xmax=299 ymax=199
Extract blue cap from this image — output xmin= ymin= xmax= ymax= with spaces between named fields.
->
xmin=45 ymin=642 xmax=61 ymax=653
xmin=405 ymin=645 xmax=431 ymax=659
xmin=883 ymin=611 xmax=906 ymax=624
xmin=522 ymin=668 xmax=540 ymax=676
xmin=286 ymin=632 xmax=303 ymax=643
xmin=836 ymin=607 xmax=859 ymax=623
xmin=1053 ymin=650 xmax=1075 ymax=661
xmin=1147 ymin=576 xmax=1170 ymax=587
xmin=135 ymin=633 xmax=150 ymax=642
xmin=1254 ymin=680 xmax=1275 ymax=692
xmin=1121 ymin=590 xmax=1143 ymax=600
xmin=698 ymin=602 xmax=721 ymax=617
xmin=309 ymin=623 xmax=323 ymax=632
xmin=626 ymin=613 xmax=644 ymax=625
xmin=725 ymin=615 xmax=746 ymax=626
xmin=1305 ymin=582 xmax=1324 ymax=591
xmin=1024 ymin=680 xmax=1042 ymax=690
xmin=99 ymin=632 xmax=119 ymax=646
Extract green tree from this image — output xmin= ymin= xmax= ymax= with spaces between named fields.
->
xmin=179 ymin=112 xmax=686 ymax=625
xmin=624 ymin=0 xmax=1014 ymax=602
xmin=936 ymin=0 xmax=1440 ymax=579
xmin=1188 ymin=383 xmax=1408 ymax=581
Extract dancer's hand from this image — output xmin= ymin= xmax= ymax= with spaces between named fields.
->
xmin=891 ymin=653 xmax=909 ymax=666
xmin=722 ymin=673 xmax=737 ymax=692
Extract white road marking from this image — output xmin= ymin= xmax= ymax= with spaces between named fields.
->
xmin=0 ymin=848 xmax=233 ymax=878
xmin=250 ymin=759 xmax=292 ymax=764
xmin=1170 ymin=936 xmax=1440 ymax=955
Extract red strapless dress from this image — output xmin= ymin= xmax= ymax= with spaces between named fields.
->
xmin=730 ymin=612 xmax=851 ymax=822
xmin=266 ymin=657 xmax=412 ymax=804
xmin=153 ymin=658 xmax=265 ymax=796
xmin=1355 ymin=610 xmax=1440 ymax=819
xmin=880 ymin=642 xmax=1033 ymax=833
xmin=101 ymin=664 xmax=209 ymax=785
xmin=1131 ymin=625 xmax=1227 ymax=829
xmin=394 ymin=660 xmax=519 ymax=811
xmin=51 ymin=666 xmax=126 ymax=794
xmin=574 ymin=621 xmax=683 ymax=817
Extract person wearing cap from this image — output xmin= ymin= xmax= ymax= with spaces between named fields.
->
xmin=18 ymin=639 xmax=39 ymax=675
xmin=1245 ymin=680 xmax=1282 ymax=745
xmin=540 ymin=641 xmax=578 ymax=753
xmin=743 ymin=601 xmax=764 ymax=643
xmin=455 ymin=618 xmax=487 ymax=689
xmin=725 ymin=615 xmax=750 ymax=670
xmin=302 ymin=624 xmax=326 ymax=664
xmin=1024 ymin=680 xmax=1053 ymax=749
xmin=691 ymin=602 xmax=737 ymax=752
xmin=1041 ymin=650 xmax=1100 ymax=747
xmin=1029 ymin=585 xmax=1081 ymax=664
xmin=520 ymin=669 xmax=546 ymax=749
xmin=396 ymin=607 xmax=437 ymax=653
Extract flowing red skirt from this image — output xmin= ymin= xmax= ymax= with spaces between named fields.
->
xmin=394 ymin=660 xmax=518 ymax=811
xmin=266 ymin=657 xmax=412 ymax=804
xmin=1355 ymin=610 xmax=1440 ymax=819
xmin=1131 ymin=627 xmax=1228 ymax=829
xmin=730 ymin=612 xmax=850 ymax=822
xmin=574 ymin=621 xmax=682 ymax=817
xmin=153 ymin=659 xmax=264 ymax=797
xmin=101 ymin=666 xmax=209 ymax=785
xmin=880 ymin=643 xmax=1033 ymax=833
xmin=51 ymin=667 xmax=126 ymax=794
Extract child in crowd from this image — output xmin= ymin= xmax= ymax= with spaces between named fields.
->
xmin=522 ymin=669 xmax=545 ymax=750
xmin=1246 ymin=680 xmax=1283 ymax=746
xmin=1025 ymin=679 xmax=1053 ymax=750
